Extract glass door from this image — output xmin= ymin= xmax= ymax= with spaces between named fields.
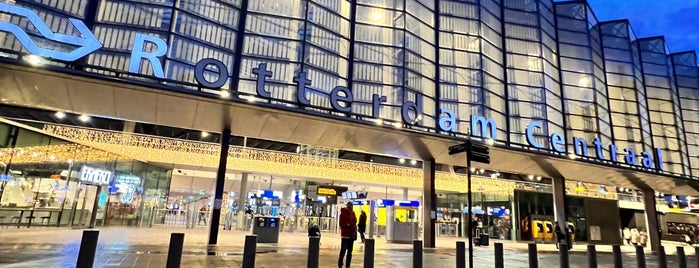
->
xmin=72 ymin=184 xmax=99 ymax=228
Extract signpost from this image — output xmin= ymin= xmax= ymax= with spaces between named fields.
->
xmin=449 ymin=140 xmax=490 ymax=268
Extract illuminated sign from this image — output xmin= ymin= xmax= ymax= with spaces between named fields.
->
xmin=525 ymin=121 xmax=664 ymax=170
xmin=0 ymin=174 xmax=12 ymax=181
xmin=317 ymin=187 xmax=337 ymax=196
xmin=79 ymin=166 xmax=112 ymax=185
xmin=115 ymin=174 xmax=141 ymax=185
xmin=0 ymin=3 xmax=101 ymax=61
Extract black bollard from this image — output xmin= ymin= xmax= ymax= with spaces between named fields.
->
xmin=242 ymin=235 xmax=257 ymax=268
xmin=364 ymin=239 xmax=375 ymax=268
xmin=559 ymin=243 xmax=569 ymax=268
xmin=494 ymin=242 xmax=504 ymax=268
xmin=587 ymin=244 xmax=597 ymax=268
xmin=76 ymin=230 xmax=99 ymax=268
xmin=636 ymin=246 xmax=646 ymax=268
xmin=456 ymin=241 xmax=465 ymax=268
xmin=677 ymin=246 xmax=687 ymax=268
xmin=307 ymin=236 xmax=320 ymax=268
xmin=166 ymin=233 xmax=185 ymax=268
xmin=658 ymin=246 xmax=667 ymax=268
xmin=528 ymin=243 xmax=538 ymax=268
xmin=612 ymin=245 xmax=622 ymax=268
xmin=413 ymin=240 xmax=423 ymax=268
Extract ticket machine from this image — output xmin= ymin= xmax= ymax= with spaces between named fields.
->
xmin=532 ymin=220 xmax=545 ymax=240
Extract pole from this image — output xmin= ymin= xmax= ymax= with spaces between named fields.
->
xmin=657 ymin=246 xmax=667 ymax=268
xmin=494 ymin=242 xmax=504 ymax=268
xmin=677 ymin=246 xmax=686 ymax=268
xmin=307 ymin=236 xmax=319 ymax=268
xmin=413 ymin=240 xmax=423 ymax=268
xmin=528 ymin=243 xmax=538 ymax=268
xmin=166 ymin=233 xmax=184 ymax=268
xmin=612 ymin=245 xmax=622 ymax=268
xmin=242 ymin=235 xmax=257 ymax=268
xmin=635 ymin=245 xmax=646 ymax=268
xmin=76 ymin=230 xmax=99 ymax=268
xmin=467 ymin=148 xmax=474 ymax=268
xmin=587 ymin=244 xmax=597 ymax=268
xmin=208 ymin=129 xmax=231 ymax=246
xmin=456 ymin=241 xmax=465 ymax=268
xmin=364 ymin=238 xmax=375 ymax=268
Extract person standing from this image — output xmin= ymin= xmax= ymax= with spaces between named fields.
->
xmin=338 ymin=202 xmax=357 ymax=268
xmin=554 ymin=221 xmax=565 ymax=249
xmin=358 ymin=210 xmax=367 ymax=243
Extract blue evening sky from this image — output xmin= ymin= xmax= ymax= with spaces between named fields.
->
xmin=586 ymin=0 xmax=699 ymax=54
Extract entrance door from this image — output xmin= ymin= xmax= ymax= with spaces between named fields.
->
xmin=72 ymin=184 xmax=100 ymax=228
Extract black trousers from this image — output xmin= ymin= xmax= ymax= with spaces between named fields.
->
xmin=338 ymin=238 xmax=355 ymax=267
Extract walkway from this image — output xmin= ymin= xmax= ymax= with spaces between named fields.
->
xmin=0 ymin=226 xmax=695 ymax=267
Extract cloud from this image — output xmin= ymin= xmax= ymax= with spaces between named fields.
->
xmin=587 ymin=0 xmax=699 ymax=53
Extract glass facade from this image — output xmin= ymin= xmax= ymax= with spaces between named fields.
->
xmin=0 ymin=0 xmax=698 ymax=178
xmin=0 ymin=122 xmax=171 ymax=228
xmin=671 ymin=52 xmax=699 ymax=177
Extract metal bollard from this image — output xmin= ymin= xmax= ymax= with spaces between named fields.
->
xmin=528 ymin=243 xmax=538 ymax=268
xmin=587 ymin=244 xmax=597 ymax=268
xmin=242 ymin=235 xmax=257 ymax=268
xmin=677 ymin=246 xmax=687 ymax=268
xmin=658 ymin=246 xmax=667 ymax=268
xmin=364 ymin=239 xmax=375 ymax=268
xmin=307 ymin=236 xmax=320 ymax=268
xmin=559 ymin=243 xmax=569 ymax=268
xmin=636 ymin=246 xmax=646 ymax=268
xmin=166 ymin=233 xmax=185 ymax=268
xmin=612 ymin=245 xmax=622 ymax=268
xmin=413 ymin=240 xmax=423 ymax=268
xmin=456 ymin=241 xmax=465 ymax=268
xmin=494 ymin=242 xmax=504 ymax=268
xmin=76 ymin=230 xmax=99 ymax=268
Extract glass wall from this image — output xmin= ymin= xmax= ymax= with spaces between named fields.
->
xmin=1 ymin=0 xmax=698 ymax=178
xmin=0 ymin=121 xmax=171 ymax=228
xmin=601 ymin=21 xmax=654 ymax=163
xmin=637 ymin=37 xmax=690 ymax=174
xmin=671 ymin=52 xmax=699 ymax=177
xmin=437 ymin=0 xmax=507 ymax=140
xmin=554 ymin=2 xmax=612 ymax=155
xmin=503 ymin=0 xmax=563 ymax=148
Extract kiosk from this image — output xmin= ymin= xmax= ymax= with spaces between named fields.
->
xmin=384 ymin=199 xmax=420 ymax=243
xmin=252 ymin=216 xmax=280 ymax=243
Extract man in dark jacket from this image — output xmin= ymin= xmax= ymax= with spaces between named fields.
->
xmin=338 ymin=202 xmax=357 ymax=268
xmin=358 ymin=210 xmax=367 ymax=243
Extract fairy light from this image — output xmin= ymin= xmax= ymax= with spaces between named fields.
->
xmin=42 ymin=124 xmax=518 ymax=193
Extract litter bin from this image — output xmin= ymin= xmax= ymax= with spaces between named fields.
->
xmin=252 ymin=216 xmax=281 ymax=243
xmin=479 ymin=233 xmax=489 ymax=246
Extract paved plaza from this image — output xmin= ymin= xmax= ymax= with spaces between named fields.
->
xmin=0 ymin=226 xmax=696 ymax=267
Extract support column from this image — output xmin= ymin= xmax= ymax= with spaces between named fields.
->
xmin=552 ymin=177 xmax=568 ymax=231
xmin=236 ymin=173 xmax=249 ymax=230
xmin=208 ymin=129 xmax=231 ymax=246
xmin=403 ymin=188 xmax=409 ymax=201
xmin=423 ymin=159 xmax=436 ymax=248
xmin=642 ymin=188 xmax=661 ymax=252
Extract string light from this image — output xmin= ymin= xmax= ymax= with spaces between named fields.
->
xmin=43 ymin=125 xmax=517 ymax=193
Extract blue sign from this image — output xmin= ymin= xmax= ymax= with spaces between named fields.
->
xmin=98 ymin=193 xmax=108 ymax=207
xmin=525 ymin=121 xmax=664 ymax=171
xmin=0 ymin=3 xmax=102 ymax=61
xmin=0 ymin=174 xmax=11 ymax=181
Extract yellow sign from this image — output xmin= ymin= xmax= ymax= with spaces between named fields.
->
xmin=317 ymin=187 xmax=337 ymax=196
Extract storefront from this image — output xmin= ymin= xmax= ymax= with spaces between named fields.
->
xmin=0 ymin=120 xmax=172 ymax=228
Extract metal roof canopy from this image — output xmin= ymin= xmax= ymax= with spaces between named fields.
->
xmin=1 ymin=63 xmax=697 ymax=195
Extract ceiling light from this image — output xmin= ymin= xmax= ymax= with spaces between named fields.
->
xmin=486 ymin=139 xmax=495 ymax=145
xmin=569 ymin=154 xmax=577 ymax=160
xmin=528 ymin=175 xmax=534 ymax=180
xmin=410 ymin=159 xmax=417 ymax=165
xmin=219 ymin=90 xmax=231 ymax=98
xmin=54 ymin=111 xmax=66 ymax=119
xmin=201 ymin=131 xmax=210 ymax=138
xmin=24 ymin=55 xmax=45 ymax=66
xmin=536 ymin=176 xmax=542 ymax=182
xmin=78 ymin=114 xmax=90 ymax=122
xmin=399 ymin=158 xmax=405 ymax=164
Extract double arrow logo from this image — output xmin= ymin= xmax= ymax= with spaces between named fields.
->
xmin=0 ymin=2 xmax=102 ymax=61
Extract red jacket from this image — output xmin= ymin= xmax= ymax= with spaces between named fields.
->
xmin=339 ymin=207 xmax=357 ymax=238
